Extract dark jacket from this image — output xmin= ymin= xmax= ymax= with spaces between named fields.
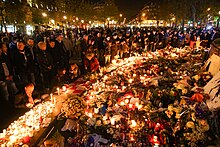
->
xmin=0 ymin=53 xmax=13 ymax=81
xmin=13 ymin=50 xmax=33 ymax=74
xmin=37 ymin=50 xmax=54 ymax=73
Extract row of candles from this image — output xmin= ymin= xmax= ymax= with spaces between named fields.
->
xmin=0 ymin=86 xmax=69 ymax=146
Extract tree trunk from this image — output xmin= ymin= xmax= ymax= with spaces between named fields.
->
xmin=181 ymin=18 xmax=185 ymax=31
xmin=192 ymin=5 xmax=196 ymax=28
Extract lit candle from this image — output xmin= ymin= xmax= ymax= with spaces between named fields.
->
xmin=62 ymin=86 xmax=67 ymax=92
xmin=50 ymin=93 xmax=53 ymax=101
xmin=94 ymin=108 xmax=99 ymax=114
xmin=110 ymin=118 xmax=115 ymax=125
xmin=57 ymin=87 xmax=60 ymax=95
xmin=128 ymin=104 xmax=133 ymax=109
xmin=130 ymin=134 xmax=135 ymax=141
xmin=88 ymin=113 xmax=93 ymax=118
xmin=125 ymin=99 xmax=129 ymax=104
xmin=137 ymin=104 xmax=143 ymax=110
xmin=128 ymin=79 xmax=133 ymax=83
xmin=112 ymin=60 xmax=116 ymax=64
xmin=120 ymin=101 xmax=125 ymax=106
xmin=153 ymin=135 xmax=160 ymax=145
xmin=130 ymin=120 xmax=137 ymax=128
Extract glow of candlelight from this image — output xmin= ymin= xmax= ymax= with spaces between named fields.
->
xmin=62 ymin=86 xmax=67 ymax=92
xmin=130 ymin=134 xmax=135 ymax=141
xmin=128 ymin=104 xmax=133 ymax=108
xmin=50 ymin=93 xmax=53 ymax=101
xmin=125 ymin=99 xmax=129 ymax=104
xmin=137 ymin=104 xmax=143 ymax=110
xmin=88 ymin=113 xmax=93 ymax=118
xmin=120 ymin=101 xmax=125 ymax=106
xmin=94 ymin=108 xmax=99 ymax=114
xmin=112 ymin=60 xmax=116 ymax=64
xmin=153 ymin=135 xmax=160 ymax=145
xmin=110 ymin=118 xmax=116 ymax=125
xmin=130 ymin=120 xmax=137 ymax=128
xmin=57 ymin=87 xmax=60 ymax=95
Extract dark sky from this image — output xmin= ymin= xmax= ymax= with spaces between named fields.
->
xmin=91 ymin=0 xmax=149 ymax=19
xmin=114 ymin=0 xmax=149 ymax=19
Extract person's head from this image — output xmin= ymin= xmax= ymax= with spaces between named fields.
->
xmin=12 ymin=37 xmax=17 ymax=44
xmin=57 ymin=67 xmax=66 ymax=76
xmin=25 ymin=83 xmax=34 ymax=97
xmin=17 ymin=40 xmax=25 ymax=51
xmin=0 ymin=43 xmax=8 ymax=54
xmin=38 ymin=41 xmax=47 ymax=51
xmin=106 ymin=36 xmax=111 ymax=41
xmin=56 ymin=34 xmax=63 ymax=42
xmin=97 ymin=32 xmax=101 ymax=37
xmin=70 ymin=63 xmax=79 ymax=75
xmin=86 ymin=52 xmax=94 ymax=60
xmin=85 ymin=46 xmax=95 ymax=60
xmin=83 ymin=34 xmax=88 ymax=40
xmin=27 ymin=38 xmax=34 ymax=47
xmin=70 ymin=63 xmax=79 ymax=71
xmin=2 ymin=37 xmax=9 ymax=44
xmin=49 ymin=39 xmax=55 ymax=48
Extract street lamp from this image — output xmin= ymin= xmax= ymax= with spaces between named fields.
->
xmin=42 ymin=12 xmax=47 ymax=17
xmin=50 ymin=19 xmax=55 ymax=24
xmin=63 ymin=16 xmax=67 ymax=20
xmin=107 ymin=17 xmax=110 ymax=28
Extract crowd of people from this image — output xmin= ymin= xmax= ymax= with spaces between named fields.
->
xmin=0 ymin=26 xmax=219 ymax=108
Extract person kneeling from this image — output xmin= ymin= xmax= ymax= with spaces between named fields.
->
xmin=84 ymin=48 xmax=100 ymax=73
xmin=15 ymin=83 xmax=41 ymax=108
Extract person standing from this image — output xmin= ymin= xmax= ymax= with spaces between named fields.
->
xmin=37 ymin=41 xmax=54 ymax=91
xmin=54 ymin=33 xmax=67 ymax=69
xmin=13 ymin=40 xmax=35 ymax=90
xmin=0 ymin=43 xmax=18 ymax=106
xmin=25 ymin=38 xmax=39 ymax=88
xmin=94 ymin=32 xmax=105 ymax=66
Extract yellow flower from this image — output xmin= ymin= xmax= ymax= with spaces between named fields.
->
xmin=186 ymin=121 xmax=195 ymax=128
xmin=165 ymin=110 xmax=173 ymax=118
xmin=193 ymin=75 xmax=200 ymax=81
xmin=191 ymin=113 xmax=196 ymax=121
xmin=168 ymin=105 xmax=174 ymax=111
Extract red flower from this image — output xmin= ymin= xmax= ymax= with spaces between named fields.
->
xmin=190 ymin=93 xmax=204 ymax=102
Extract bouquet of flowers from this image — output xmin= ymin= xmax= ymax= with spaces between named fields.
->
xmin=59 ymin=95 xmax=86 ymax=120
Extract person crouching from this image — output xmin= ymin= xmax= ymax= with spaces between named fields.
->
xmin=84 ymin=46 xmax=100 ymax=74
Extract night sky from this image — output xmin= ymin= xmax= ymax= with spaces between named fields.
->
xmin=91 ymin=0 xmax=149 ymax=19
